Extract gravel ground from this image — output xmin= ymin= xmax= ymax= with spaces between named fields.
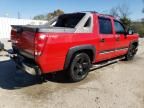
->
xmin=0 ymin=38 xmax=144 ymax=108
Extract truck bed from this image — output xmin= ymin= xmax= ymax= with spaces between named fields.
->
xmin=11 ymin=25 xmax=76 ymax=59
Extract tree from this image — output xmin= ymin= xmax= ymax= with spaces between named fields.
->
xmin=118 ymin=4 xmax=130 ymax=18
xmin=33 ymin=15 xmax=46 ymax=20
xmin=110 ymin=4 xmax=131 ymax=29
xmin=33 ymin=9 xmax=64 ymax=21
xmin=110 ymin=7 xmax=119 ymax=18
xmin=46 ymin=9 xmax=64 ymax=20
xmin=132 ymin=22 xmax=144 ymax=37
xmin=143 ymin=0 xmax=144 ymax=22
xmin=120 ymin=17 xmax=131 ymax=29
xmin=142 ymin=0 xmax=144 ymax=13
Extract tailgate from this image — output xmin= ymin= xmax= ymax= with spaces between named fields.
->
xmin=11 ymin=25 xmax=38 ymax=59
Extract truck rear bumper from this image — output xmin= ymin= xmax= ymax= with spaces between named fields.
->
xmin=8 ymin=50 xmax=41 ymax=75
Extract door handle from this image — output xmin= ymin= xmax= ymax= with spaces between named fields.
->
xmin=100 ymin=38 xmax=105 ymax=42
xmin=116 ymin=37 xmax=120 ymax=41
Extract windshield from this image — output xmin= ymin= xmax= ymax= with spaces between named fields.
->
xmin=54 ymin=13 xmax=85 ymax=28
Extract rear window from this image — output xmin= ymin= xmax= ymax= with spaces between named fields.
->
xmin=84 ymin=17 xmax=91 ymax=27
xmin=54 ymin=13 xmax=85 ymax=28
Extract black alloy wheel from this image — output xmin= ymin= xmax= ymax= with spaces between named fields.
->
xmin=125 ymin=44 xmax=137 ymax=61
xmin=68 ymin=53 xmax=91 ymax=82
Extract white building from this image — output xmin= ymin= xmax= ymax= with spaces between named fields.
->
xmin=0 ymin=17 xmax=48 ymax=39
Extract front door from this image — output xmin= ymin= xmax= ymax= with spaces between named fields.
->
xmin=114 ymin=20 xmax=129 ymax=57
xmin=96 ymin=17 xmax=116 ymax=62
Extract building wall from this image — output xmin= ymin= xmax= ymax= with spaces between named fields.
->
xmin=0 ymin=17 xmax=48 ymax=39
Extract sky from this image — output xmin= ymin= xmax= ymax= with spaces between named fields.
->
xmin=0 ymin=0 xmax=143 ymax=21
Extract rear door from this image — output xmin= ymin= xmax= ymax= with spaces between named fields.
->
xmin=114 ymin=20 xmax=129 ymax=57
xmin=96 ymin=16 xmax=116 ymax=61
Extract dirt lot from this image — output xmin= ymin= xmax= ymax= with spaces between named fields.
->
xmin=0 ymin=39 xmax=144 ymax=108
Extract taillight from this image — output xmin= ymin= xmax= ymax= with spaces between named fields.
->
xmin=35 ymin=33 xmax=47 ymax=56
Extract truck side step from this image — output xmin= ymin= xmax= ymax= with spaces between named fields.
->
xmin=90 ymin=57 xmax=125 ymax=71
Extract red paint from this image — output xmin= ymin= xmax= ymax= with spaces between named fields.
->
xmin=11 ymin=13 xmax=139 ymax=74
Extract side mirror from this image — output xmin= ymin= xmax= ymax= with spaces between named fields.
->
xmin=127 ymin=29 xmax=134 ymax=35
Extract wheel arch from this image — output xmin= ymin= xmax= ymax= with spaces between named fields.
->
xmin=130 ymin=40 xmax=139 ymax=48
xmin=64 ymin=45 xmax=96 ymax=70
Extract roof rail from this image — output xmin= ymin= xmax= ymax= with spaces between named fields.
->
xmin=80 ymin=11 xmax=115 ymax=18
xmin=80 ymin=11 xmax=98 ymax=13
xmin=98 ymin=13 xmax=115 ymax=18
xmin=76 ymin=11 xmax=116 ymax=18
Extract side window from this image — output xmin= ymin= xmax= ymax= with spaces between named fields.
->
xmin=114 ymin=21 xmax=125 ymax=34
xmin=98 ymin=17 xmax=112 ymax=34
xmin=84 ymin=17 xmax=91 ymax=27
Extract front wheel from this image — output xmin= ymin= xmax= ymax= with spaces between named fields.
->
xmin=68 ymin=53 xmax=91 ymax=82
xmin=125 ymin=44 xmax=138 ymax=61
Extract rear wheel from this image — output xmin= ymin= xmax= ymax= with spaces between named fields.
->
xmin=125 ymin=44 xmax=137 ymax=61
xmin=68 ymin=53 xmax=91 ymax=82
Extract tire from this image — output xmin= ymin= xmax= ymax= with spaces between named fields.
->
xmin=68 ymin=53 xmax=91 ymax=82
xmin=125 ymin=44 xmax=137 ymax=61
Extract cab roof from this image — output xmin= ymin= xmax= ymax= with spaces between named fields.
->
xmin=81 ymin=11 xmax=115 ymax=18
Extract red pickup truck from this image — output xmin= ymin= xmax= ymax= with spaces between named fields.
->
xmin=10 ymin=12 xmax=139 ymax=82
